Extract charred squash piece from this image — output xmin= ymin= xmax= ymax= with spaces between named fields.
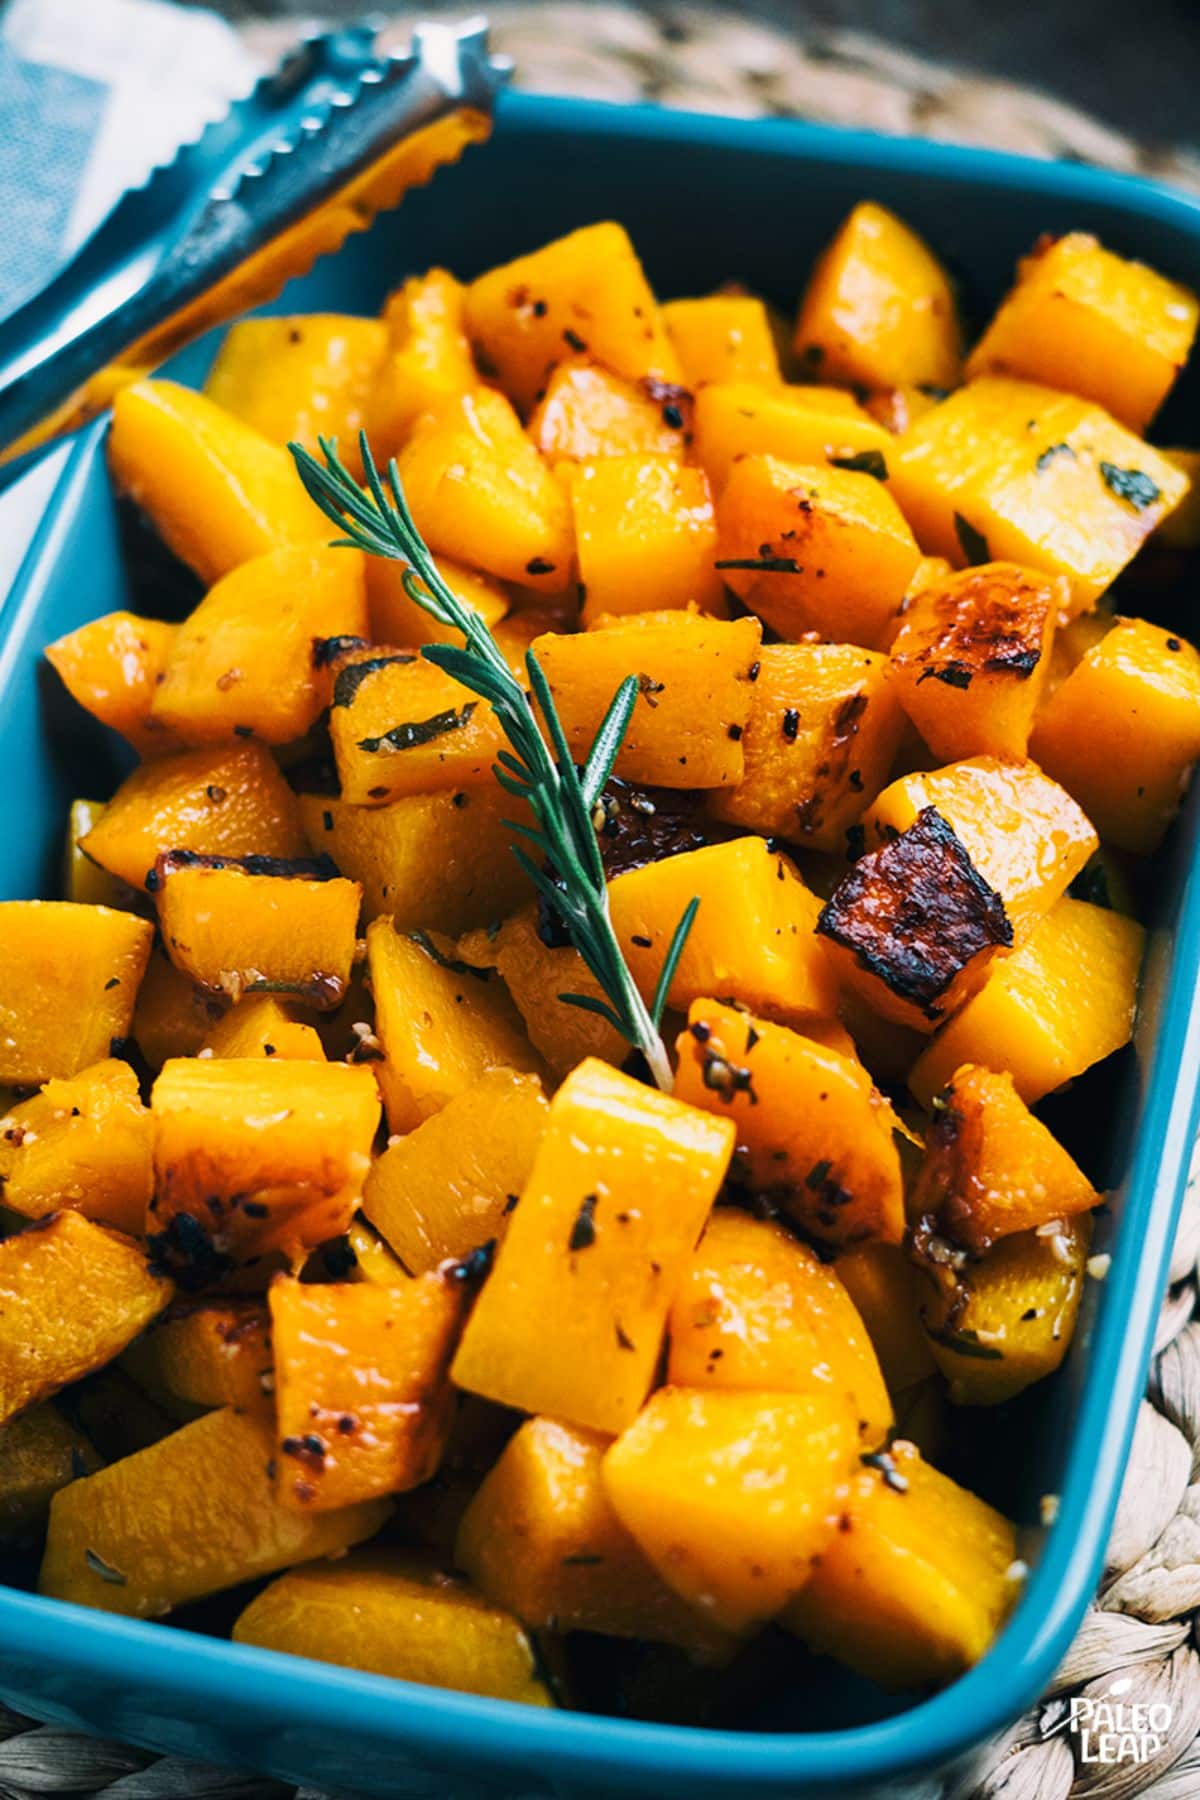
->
xmin=663 ymin=295 xmax=782 ymax=389
xmin=457 ymin=909 xmax=627 ymax=1079
xmin=667 ymin=1210 xmax=892 ymax=1446
xmin=132 ymin=948 xmax=226 ymax=1069
xmin=693 ymin=381 xmax=893 ymax=492
xmin=80 ymin=742 xmax=306 ymax=892
xmin=152 ymin=851 xmax=360 ymax=1009
xmin=452 ymin=1058 xmax=733 ymax=1435
xmin=0 ymin=1059 xmax=152 ymax=1234
xmin=327 ymin=646 xmax=505 ymax=804
xmin=602 ymin=1385 xmax=860 ymax=1634
xmin=817 ymin=807 xmax=1013 ymax=1031
xmin=45 ymin=613 xmax=179 ymax=758
xmin=0 ymin=902 xmax=152 ymax=1085
xmin=367 ymin=269 xmax=477 ymax=460
xmin=363 ymin=1069 xmax=548 ymax=1275
xmin=233 ymin=1549 xmax=551 ymax=1705
xmin=709 ymin=642 xmax=905 ymax=850
xmin=199 ymin=994 xmax=325 ymax=1061
xmin=0 ymin=1212 xmax=172 ymax=1423
xmin=39 ymin=1405 xmax=389 ymax=1617
xmin=528 ymin=362 xmax=690 ymax=461
xmin=150 ymin=1057 xmax=380 ymax=1268
xmin=0 ymin=1405 xmax=101 ymax=1542
xmin=366 ymin=554 xmax=508 ymax=651
xmin=121 ymin=1301 xmax=272 ymax=1416
xmin=782 ymin=1440 xmax=1019 ymax=1688
xmin=673 ymin=999 xmax=904 ymax=1246
xmin=270 ymin=1274 xmax=464 ymax=1510
xmin=572 ymin=459 xmax=726 ymax=622
xmin=455 ymin=1416 xmax=734 ymax=1656
xmin=834 ymin=1242 xmax=937 ymax=1393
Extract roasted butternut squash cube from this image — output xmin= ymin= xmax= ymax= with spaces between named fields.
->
xmin=716 ymin=454 xmax=922 ymax=649
xmin=915 ymin=1215 xmax=1091 ymax=1404
xmin=65 ymin=801 xmax=143 ymax=910
xmin=782 ymin=1440 xmax=1018 ymax=1687
xmin=663 ymin=295 xmax=782 ymax=389
xmin=0 ymin=1405 xmax=100 ymax=1542
xmin=39 ymin=1405 xmax=388 ymax=1617
xmin=452 ymin=1059 xmax=733 ymax=1434
xmin=150 ymin=1057 xmax=380 ymax=1268
xmin=132 ymin=949 xmax=225 ymax=1069
xmin=818 ymin=808 xmax=1013 ymax=1031
xmin=365 ymin=554 xmax=509 ymax=651
xmin=327 ymin=647 xmax=504 ymax=805
xmin=674 ymin=999 xmax=904 ymax=1246
xmin=693 ymin=381 xmax=893 ymax=493
xmin=709 ymin=642 xmax=905 ymax=849
xmin=0 ymin=1059 xmax=152 ymax=1234
xmin=0 ymin=1212 xmax=171 ymax=1423
xmin=270 ymin=1274 xmax=463 ymax=1510
xmin=200 ymin=994 xmax=324 ymax=1062
xmin=966 ymin=232 xmax=1198 ymax=433
xmin=887 ymin=562 xmax=1061 ymax=760
xmin=395 ymin=388 xmax=573 ymax=591
xmin=121 ymin=1300 xmax=272 ymax=1415
xmin=909 ymin=896 xmax=1143 ymax=1106
xmin=528 ymin=362 xmax=690 ymax=461
xmin=153 ymin=851 xmax=360 ymax=1009
xmin=864 ymin=756 xmax=1097 ymax=947
xmin=610 ymin=836 xmax=839 ymax=1026
xmin=464 ymin=222 xmax=681 ymax=414
xmin=667 ymin=1210 xmax=891 ymax=1444
xmin=45 ymin=613 xmax=179 ymax=758
xmin=793 ymin=203 xmax=961 ymax=391
xmin=913 ymin=1063 xmax=1099 ymax=1254
xmin=204 ymin=314 xmax=387 ymax=477
xmin=834 ymin=1242 xmax=936 ymax=1393
xmin=457 ymin=909 xmax=626 ymax=1078
xmin=366 ymin=919 xmax=542 ymax=1133
xmin=603 ymin=1385 xmax=859 ymax=1633
xmin=1030 ymin=618 xmax=1200 ymax=853
xmin=888 ymin=378 xmax=1189 ymax=611
xmin=299 ymin=787 xmax=530 ymax=931
xmin=572 ymin=458 xmax=725 ymax=622
xmin=367 ymin=269 xmax=477 ymax=459
xmin=108 ymin=380 xmax=327 ymax=584
xmin=363 ymin=1069 xmax=547 ymax=1275
xmin=233 ymin=1549 xmax=550 ymax=1704
xmin=455 ymin=1416 xmax=732 ymax=1655
xmin=150 ymin=546 xmax=367 ymax=747
xmin=533 ymin=611 xmax=760 ymax=788
xmin=80 ymin=742 xmax=306 ymax=891
xmin=0 ymin=903 xmax=152 ymax=1084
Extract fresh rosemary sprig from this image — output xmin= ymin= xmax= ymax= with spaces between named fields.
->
xmin=290 ymin=430 xmax=697 ymax=1093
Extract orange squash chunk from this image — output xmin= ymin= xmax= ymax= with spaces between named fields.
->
xmin=367 ymin=269 xmax=477 ymax=459
xmin=864 ymin=756 xmax=1097 ymax=947
xmin=834 ymin=1242 xmax=936 ymax=1393
xmin=0 ymin=902 xmax=152 ymax=1084
xmin=108 ymin=380 xmax=328 ymax=584
xmin=909 ymin=896 xmax=1144 ymax=1106
xmin=363 ymin=1069 xmax=547 ymax=1275
xmin=39 ymin=1406 xmax=388 ymax=1617
xmin=602 ymin=1385 xmax=859 ymax=1633
xmin=455 ymin=1416 xmax=733 ymax=1655
xmin=709 ymin=642 xmax=905 ymax=850
xmin=782 ymin=1440 xmax=1018 ymax=1688
xmin=715 ymin=454 xmax=921 ymax=649
xmin=464 ymin=222 xmax=681 ymax=414
xmin=326 ymin=647 xmax=504 ymax=804
xmin=132 ymin=948 xmax=226 ymax=1069
xmin=887 ymin=562 xmax=1061 ymax=760
xmin=533 ymin=611 xmax=760 ymax=789
xmin=80 ymin=742 xmax=306 ymax=891
xmin=45 ymin=612 xmax=179 ymax=758
xmin=200 ymin=994 xmax=324 ymax=1061
xmin=204 ymin=314 xmax=386 ymax=478
xmin=121 ymin=1301 xmax=273 ymax=1415
xmin=0 ymin=1059 xmax=152 ymax=1234
xmin=966 ymin=232 xmax=1198 ymax=433
xmin=674 ymin=999 xmax=904 ymax=1246
xmin=528 ymin=362 xmax=689 ymax=461
xmin=912 ymin=1063 xmax=1098 ymax=1254
xmin=366 ymin=919 xmax=542 ymax=1133
xmin=150 ymin=1057 xmax=380 ymax=1268
xmin=65 ymin=800 xmax=142 ymax=910
xmin=572 ymin=458 xmax=726 ymax=622
xmin=0 ymin=1212 xmax=172 ymax=1423
xmin=667 ymin=1210 xmax=891 ymax=1445
xmin=0 ymin=1406 xmax=101 ymax=1543
xmin=610 ymin=837 xmax=839 ymax=1026
xmin=692 ymin=381 xmax=893 ymax=492
xmin=457 ymin=908 xmax=626 ymax=1079
xmin=395 ymin=388 xmax=573 ymax=591
xmin=270 ymin=1274 xmax=463 ymax=1511
xmin=150 ymin=546 xmax=367 ymax=746
xmin=366 ymin=554 xmax=509 ymax=651
xmin=817 ymin=808 xmax=1013 ymax=1032
xmin=153 ymin=851 xmax=360 ymax=1008
xmin=1031 ymin=618 xmax=1200 ymax=853
xmin=663 ymin=295 xmax=781 ymax=389
xmin=452 ymin=1058 xmax=733 ymax=1435
xmin=793 ymin=202 xmax=962 ymax=391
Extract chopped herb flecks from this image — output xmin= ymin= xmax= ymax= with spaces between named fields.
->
xmin=953 ymin=513 xmax=990 ymax=565
xmin=358 ymin=702 xmax=477 ymax=755
xmin=569 ymin=1193 xmax=598 ymax=1252
xmin=831 ymin=449 xmax=888 ymax=481
xmin=1099 ymin=461 xmax=1161 ymax=510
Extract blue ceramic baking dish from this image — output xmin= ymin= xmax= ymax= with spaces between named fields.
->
xmin=2 ymin=89 xmax=1200 ymax=1800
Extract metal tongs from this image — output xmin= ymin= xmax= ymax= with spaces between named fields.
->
xmin=0 ymin=16 xmax=510 ymax=459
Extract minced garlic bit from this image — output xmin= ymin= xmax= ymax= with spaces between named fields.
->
xmin=1004 ymin=1559 xmax=1030 ymax=1585
xmin=1035 ymin=1216 xmax=1068 ymax=1237
xmin=1040 ymin=1493 xmax=1060 ymax=1527
xmin=1086 ymin=1252 xmax=1112 ymax=1281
